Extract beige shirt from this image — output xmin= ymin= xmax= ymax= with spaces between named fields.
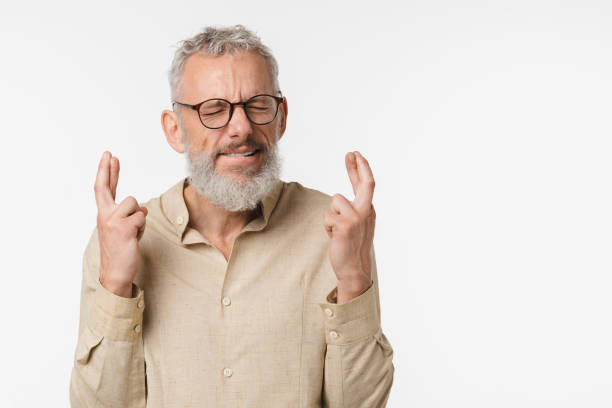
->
xmin=70 ymin=177 xmax=394 ymax=407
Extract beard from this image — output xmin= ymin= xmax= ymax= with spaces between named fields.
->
xmin=182 ymin=127 xmax=282 ymax=212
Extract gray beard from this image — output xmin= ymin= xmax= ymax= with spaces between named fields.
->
xmin=183 ymin=138 xmax=282 ymax=212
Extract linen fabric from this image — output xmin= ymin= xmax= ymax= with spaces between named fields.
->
xmin=70 ymin=177 xmax=394 ymax=407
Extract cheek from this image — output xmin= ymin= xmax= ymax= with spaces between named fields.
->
xmin=262 ymin=122 xmax=281 ymax=143
xmin=185 ymin=127 xmax=218 ymax=154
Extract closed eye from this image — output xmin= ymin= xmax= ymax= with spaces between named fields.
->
xmin=202 ymin=110 xmax=224 ymax=116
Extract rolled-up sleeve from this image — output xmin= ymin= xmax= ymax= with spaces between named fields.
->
xmin=70 ymin=228 xmax=147 ymax=408
xmin=318 ymin=247 xmax=395 ymax=407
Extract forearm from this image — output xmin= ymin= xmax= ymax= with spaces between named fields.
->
xmin=336 ymin=275 xmax=372 ymax=304
xmin=70 ymin=329 xmax=146 ymax=408
xmin=320 ymin=247 xmax=394 ymax=407
xmin=320 ymin=282 xmax=394 ymax=407
xmin=71 ymin=236 xmax=147 ymax=407
xmin=99 ymin=274 xmax=134 ymax=298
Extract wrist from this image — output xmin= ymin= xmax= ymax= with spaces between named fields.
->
xmin=99 ymin=275 xmax=133 ymax=298
xmin=336 ymin=276 xmax=372 ymax=304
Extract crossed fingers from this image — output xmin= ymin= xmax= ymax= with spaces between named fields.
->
xmin=94 ymin=151 xmax=147 ymax=238
xmin=343 ymin=151 xmax=375 ymax=215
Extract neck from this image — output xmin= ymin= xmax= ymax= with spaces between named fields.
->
xmin=183 ymin=182 xmax=260 ymax=243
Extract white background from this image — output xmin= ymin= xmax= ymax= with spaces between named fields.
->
xmin=1 ymin=0 xmax=611 ymax=406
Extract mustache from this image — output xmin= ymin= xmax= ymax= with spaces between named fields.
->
xmin=214 ymin=139 xmax=268 ymax=157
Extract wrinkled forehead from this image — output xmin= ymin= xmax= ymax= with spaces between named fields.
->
xmin=179 ymin=50 xmax=276 ymax=102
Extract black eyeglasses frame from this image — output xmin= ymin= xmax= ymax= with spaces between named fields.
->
xmin=172 ymin=93 xmax=285 ymax=129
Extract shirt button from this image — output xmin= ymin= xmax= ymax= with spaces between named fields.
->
xmin=329 ymin=330 xmax=338 ymax=340
xmin=222 ymin=296 xmax=231 ymax=306
xmin=324 ymin=308 xmax=333 ymax=317
xmin=223 ymin=367 xmax=233 ymax=377
xmin=175 ymin=216 xmax=184 ymax=225
xmin=137 ymin=300 xmax=144 ymax=309
xmin=134 ymin=324 xmax=141 ymax=333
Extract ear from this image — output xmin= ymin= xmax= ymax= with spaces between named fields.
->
xmin=277 ymin=97 xmax=288 ymax=141
xmin=161 ymin=109 xmax=185 ymax=154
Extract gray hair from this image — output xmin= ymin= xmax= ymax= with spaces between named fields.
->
xmin=168 ymin=24 xmax=280 ymax=100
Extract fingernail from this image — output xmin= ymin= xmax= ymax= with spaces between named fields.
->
xmin=349 ymin=152 xmax=356 ymax=162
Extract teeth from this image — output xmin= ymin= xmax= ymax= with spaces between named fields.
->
xmin=224 ymin=151 xmax=256 ymax=157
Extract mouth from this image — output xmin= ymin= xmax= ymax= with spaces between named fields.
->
xmin=218 ymin=149 xmax=260 ymax=157
xmin=217 ymin=149 xmax=262 ymax=165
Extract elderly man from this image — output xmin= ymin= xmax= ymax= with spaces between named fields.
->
xmin=70 ymin=25 xmax=394 ymax=407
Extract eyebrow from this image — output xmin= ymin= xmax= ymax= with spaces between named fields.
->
xmin=244 ymin=90 xmax=276 ymax=98
xmin=202 ymin=90 xmax=275 ymax=103
xmin=205 ymin=100 xmax=227 ymax=106
xmin=245 ymin=90 xmax=271 ymax=99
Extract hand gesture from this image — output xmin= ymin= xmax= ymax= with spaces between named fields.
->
xmin=94 ymin=151 xmax=148 ymax=298
xmin=323 ymin=151 xmax=376 ymax=303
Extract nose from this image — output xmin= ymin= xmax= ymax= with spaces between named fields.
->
xmin=226 ymin=104 xmax=253 ymax=140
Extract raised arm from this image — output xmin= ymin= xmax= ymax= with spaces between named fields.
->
xmin=70 ymin=152 xmax=148 ymax=407
xmin=319 ymin=246 xmax=394 ymax=407
xmin=320 ymin=151 xmax=395 ymax=406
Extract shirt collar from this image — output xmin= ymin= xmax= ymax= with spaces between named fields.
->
xmin=160 ymin=177 xmax=284 ymax=245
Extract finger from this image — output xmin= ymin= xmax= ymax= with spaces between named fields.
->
xmin=345 ymin=152 xmax=360 ymax=196
xmin=94 ymin=151 xmax=114 ymax=210
xmin=330 ymin=193 xmax=358 ymax=218
xmin=137 ymin=223 xmax=146 ymax=241
xmin=115 ymin=196 xmax=140 ymax=218
xmin=365 ymin=205 xmax=376 ymax=241
xmin=130 ymin=208 xmax=148 ymax=242
xmin=128 ymin=208 xmax=147 ymax=229
xmin=353 ymin=151 xmax=375 ymax=213
xmin=110 ymin=156 xmax=120 ymax=201
xmin=323 ymin=209 xmax=341 ymax=235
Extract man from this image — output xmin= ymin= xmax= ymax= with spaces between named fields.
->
xmin=70 ymin=25 xmax=394 ymax=407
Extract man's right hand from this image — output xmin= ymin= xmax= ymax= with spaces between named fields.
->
xmin=94 ymin=151 xmax=148 ymax=298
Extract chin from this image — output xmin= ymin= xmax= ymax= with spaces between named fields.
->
xmin=217 ymin=166 xmax=259 ymax=181
xmin=217 ymin=159 xmax=264 ymax=174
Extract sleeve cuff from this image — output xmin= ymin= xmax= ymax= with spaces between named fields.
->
xmin=89 ymin=278 xmax=145 ymax=341
xmin=318 ymin=280 xmax=380 ymax=345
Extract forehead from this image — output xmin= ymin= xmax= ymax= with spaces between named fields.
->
xmin=180 ymin=50 xmax=275 ymax=102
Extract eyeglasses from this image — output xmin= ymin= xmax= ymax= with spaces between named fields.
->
xmin=172 ymin=93 xmax=285 ymax=129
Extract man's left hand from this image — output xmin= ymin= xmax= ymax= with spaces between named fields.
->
xmin=324 ymin=151 xmax=376 ymax=304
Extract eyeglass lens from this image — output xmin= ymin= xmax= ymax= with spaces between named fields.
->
xmin=198 ymin=95 xmax=279 ymax=128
